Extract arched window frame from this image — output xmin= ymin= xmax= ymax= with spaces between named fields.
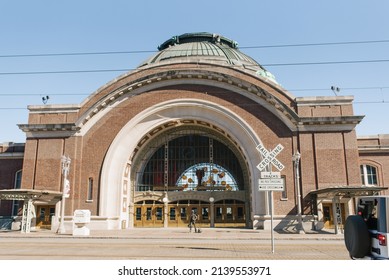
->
xmin=360 ymin=163 xmax=379 ymax=186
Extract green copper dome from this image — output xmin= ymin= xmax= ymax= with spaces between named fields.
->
xmin=138 ymin=32 xmax=278 ymax=84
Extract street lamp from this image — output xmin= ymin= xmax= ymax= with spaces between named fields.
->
xmin=162 ymin=194 xmax=168 ymax=228
xmin=209 ymin=197 xmax=215 ymax=228
xmin=58 ymin=155 xmax=71 ymax=234
xmin=292 ymin=151 xmax=305 ymax=234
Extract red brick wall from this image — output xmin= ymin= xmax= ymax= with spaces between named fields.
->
xmin=0 ymin=154 xmax=23 ymax=215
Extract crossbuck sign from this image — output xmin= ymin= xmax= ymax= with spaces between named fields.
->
xmin=256 ymin=143 xmax=286 ymax=253
xmin=256 ymin=143 xmax=285 ymax=171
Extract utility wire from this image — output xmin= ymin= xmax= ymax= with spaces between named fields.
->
xmin=0 ymin=57 xmax=389 ymax=76
xmin=1 ymin=86 xmax=389 ymax=96
xmin=1 ymin=39 xmax=389 ymax=58
xmin=240 ymin=39 xmax=389 ymax=49
xmin=1 ymin=100 xmax=389 ymax=110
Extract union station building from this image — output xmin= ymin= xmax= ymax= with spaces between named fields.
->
xmin=1 ymin=33 xmax=388 ymax=233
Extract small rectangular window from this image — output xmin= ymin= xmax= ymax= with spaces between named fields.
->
xmin=169 ymin=207 xmax=176 ymax=220
xmin=146 ymin=208 xmax=152 ymax=220
xmin=87 ymin=177 xmax=93 ymax=201
xmin=281 ymin=175 xmax=287 ymax=200
xmin=180 ymin=207 xmax=187 ymax=220
xmin=202 ymin=207 xmax=209 ymax=220
xmin=237 ymin=207 xmax=244 ymax=220
xmin=216 ymin=207 xmax=222 ymax=219
xmin=14 ymin=170 xmax=22 ymax=189
xmin=226 ymin=207 xmax=233 ymax=220
xmin=136 ymin=208 xmax=142 ymax=220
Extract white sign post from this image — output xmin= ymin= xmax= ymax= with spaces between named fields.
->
xmin=256 ymin=143 xmax=285 ymax=254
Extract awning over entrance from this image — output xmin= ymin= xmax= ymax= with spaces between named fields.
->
xmin=0 ymin=189 xmax=63 ymax=203
xmin=309 ymin=186 xmax=388 ymax=235
xmin=308 ymin=186 xmax=388 ymax=199
xmin=0 ymin=189 xmax=63 ymax=233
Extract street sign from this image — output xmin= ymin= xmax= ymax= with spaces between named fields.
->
xmin=255 ymin=142 xmax=286 ymax=254
xmin=256 ymin=143 xmax=285 ymax=171
xmin=258 ymin=177 xmax=285 ymax=191
xmin=260 ymin=171 xmax=281 ymax=179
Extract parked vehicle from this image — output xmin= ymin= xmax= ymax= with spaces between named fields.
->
xmin=344 ymin=196 xmax=388 ymax=259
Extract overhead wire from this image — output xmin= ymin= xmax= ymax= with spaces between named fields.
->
xmin=0 ymin=38 xmax=388 ymax=108
xmin=0 ymin=57 xmax=389 ymax=76
xmin=0 ymin=39 xmax=389 ymax=58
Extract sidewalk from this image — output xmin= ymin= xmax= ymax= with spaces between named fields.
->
xmin=0 ymin=227 xmax=344 ymax=240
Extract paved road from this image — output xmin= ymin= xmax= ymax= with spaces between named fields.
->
xmin=0 ymin=238 xmax=348 ymax=260
xmin=0 ymin=228 xmax=349 ymax=260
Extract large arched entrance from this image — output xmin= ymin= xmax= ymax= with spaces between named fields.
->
xmin=99 ymin=99 xmax=267 ymax=229
xmin=132 ymin=130 xmax=249 ymax=227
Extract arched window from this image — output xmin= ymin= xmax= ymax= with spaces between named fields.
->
xmin=139 ymin=134 xmax=244 ymax=192
xmin=360 ymin=164 xmax=378 ymax=186
xmin=176 ymin=162 xmax=238 ymax=191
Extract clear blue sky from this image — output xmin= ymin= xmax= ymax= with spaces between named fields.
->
xmin=1 ymin=0 xmax=388 ymax=143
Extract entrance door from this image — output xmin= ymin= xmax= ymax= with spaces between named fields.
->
xmin=323 ymin=203 xmax=345 ymax=229
xmin=133 ymin=201 xmax=164 ymax=227
xmin=134 ymin=199 xmax=246 ymax=228
xmin=36 ymin=206 xmax=55 ymax=229
xmin=166 ymin=204 xmax=189 ymax=227
xmin=214 ymin=200 xmax=245 ymax=227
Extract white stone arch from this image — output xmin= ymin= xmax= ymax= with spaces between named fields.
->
xmin=99 ymin=98 xmax=267 ymax=229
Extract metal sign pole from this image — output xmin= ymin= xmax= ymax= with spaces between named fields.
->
xmin=270 ymin=190 xmax=275 ymax=253
xmin=256 ymin=143 xmax=286 ymax=254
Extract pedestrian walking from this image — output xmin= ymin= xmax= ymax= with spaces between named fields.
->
xmin=188 ymin=210 xmax=197 ymax=232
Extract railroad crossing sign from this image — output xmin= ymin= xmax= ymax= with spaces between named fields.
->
xmin=255 ymin=143 xmax=286 ymax=254
xmin=256 ymin=143 xmax=285 ymax=171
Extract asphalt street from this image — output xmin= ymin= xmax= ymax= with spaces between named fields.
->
xmin=0 ymin=227 xmax=349 ymax=260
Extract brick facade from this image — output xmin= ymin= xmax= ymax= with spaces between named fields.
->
xmin=1 ymin=33 xmax=388 ymax=232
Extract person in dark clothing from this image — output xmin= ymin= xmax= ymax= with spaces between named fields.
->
xmin=188 ymin=210 xmax=198 ymax=232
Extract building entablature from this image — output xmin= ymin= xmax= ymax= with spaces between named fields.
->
xmin=17 ymin=123 xmax=80 ymax=138
xmin=297 ymin=116 xmax=364 ymax=132
xmin=358 ymin=134 xmax=389 ymax=154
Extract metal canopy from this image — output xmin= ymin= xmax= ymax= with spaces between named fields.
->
xmin=309 ymin=186 xmax=388 ymax=235
xmin=0 ymin=189 xmax=63 ymax=233
xmin=308 ymin=186 xmax=388 ymax=199
xmin=0 ymin=189 xmax=63 ymax=203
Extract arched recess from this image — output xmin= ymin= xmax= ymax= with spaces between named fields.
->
xmin=99 ymin=98 xmax=268 ymax=229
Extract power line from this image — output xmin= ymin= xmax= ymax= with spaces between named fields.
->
xmin=0 ymin=57 xmax=389 ymax=76
xmin=240 ymin=39 xmax=389 ymax=50
xmin=0 ymin=50 xmax=154 ymax=58
xmin=1 ymin=100 xmax=389 ymax=110
xmin=1 ymin=86 xmax=389 ymax=96
xmin=263 ymin=59 xmax=389 ymax=67
xmin=289 ymin=86 xmax=389 ymax=92
xmin=0 ymin=69 xmax=133 ymax=75
xmin=1 ymin=39 xmax=389 ymax=58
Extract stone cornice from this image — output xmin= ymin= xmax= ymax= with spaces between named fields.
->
xmin=17 ymin=123 xmax=80 ymax=138
xmin=0 ymin=152 xmax=24 ymax=159
xmin=358 ymin=146 xmax=389 ymax=153
xmin=27 ymin=104 xmax=81 ymax=114
xmin=297 ymin=115 xmax=364 ymax=132
xmin=295 ymin=96 xmax=355 ymax=106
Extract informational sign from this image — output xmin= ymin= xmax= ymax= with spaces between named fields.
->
xmin=258 ymin=178 xmax=285 ymax=191
xmin=260 ymin=171 xmax=281 ymax=179
xmin=255 ymin=143 xmax=286 ymax=254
